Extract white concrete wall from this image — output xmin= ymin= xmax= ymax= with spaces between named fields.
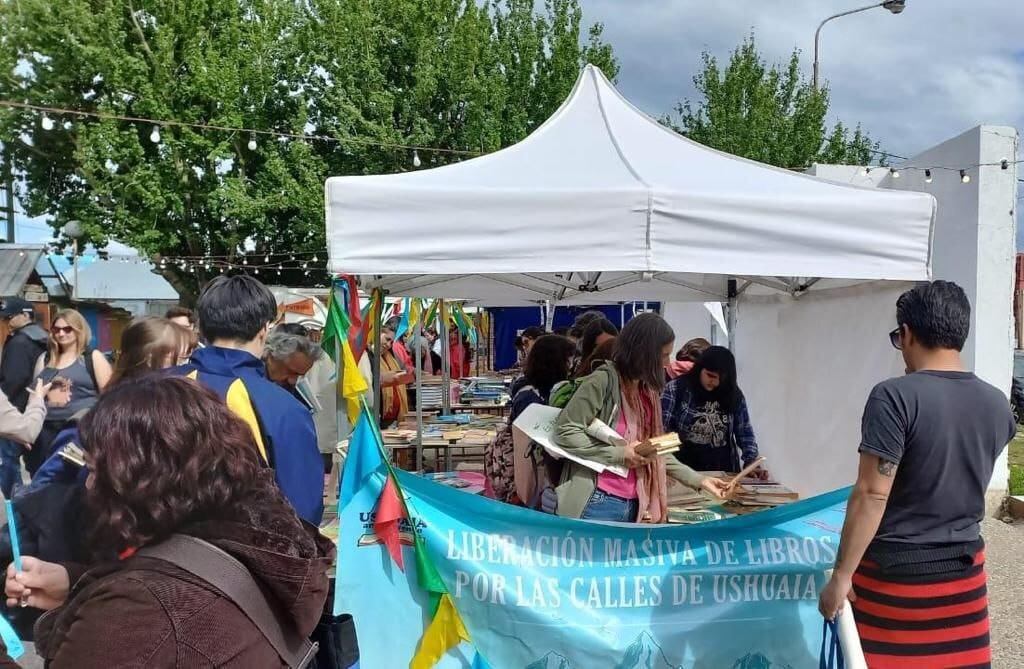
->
xmin=814 ymin=125 xmax=1019 ymax=492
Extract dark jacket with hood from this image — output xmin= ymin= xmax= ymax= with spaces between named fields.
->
xmin=31 ymin=473 xmax=333 ymax=668
xmin=0 ymin=323 xmax=48 ymax=411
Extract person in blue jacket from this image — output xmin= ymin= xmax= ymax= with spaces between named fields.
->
xmin=177 ymin=275 xmax=324 ymax=525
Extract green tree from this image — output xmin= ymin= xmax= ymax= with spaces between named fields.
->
xmin=665 ymin=35 xmax=880 ymax=169
xmin=0 ymin=0 xmax=616 ymax=298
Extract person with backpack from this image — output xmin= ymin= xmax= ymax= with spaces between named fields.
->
xmin=29 ymin=309 xmax=112 ymax=476
xmin=485 ymin=335 xmax=576 ymax=504
xmin=179 ymin=276 xmax=324 ymax=525
xmin=552 ymin=314 xmax=730 ymax=522
xmin=4 ymin=376 xmax=333 ymax=667
xmin=0 ymin=297 xmax=50 ymax=497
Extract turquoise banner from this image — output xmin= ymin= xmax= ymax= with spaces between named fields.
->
xmin=338 ymin=448 xmax=848 ymax=668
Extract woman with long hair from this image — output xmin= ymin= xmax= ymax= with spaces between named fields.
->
xmin=110 ymin=317 xmax=195 ymax=386
xmin=552 ymin=314 xmax=729 ymax=522
xmin=27 ymin=310 xmax=112 ymax=474
xmin=375 ymin=324 xmax=414 ymax=427
xmin=5 ymin=376 xmax=332 ymax=666
xmin=662 ymin=346 xmax=764 ymax=477
xmin=30 ymin=317 xmax=195 ymax=490
xmin=486 ymin=335 xmax=576 ymax=504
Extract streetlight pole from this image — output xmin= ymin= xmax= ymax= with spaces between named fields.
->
xmin=62 ymin=220 xmax=83 ymax=300
xmin=813 ymin=1 xmax=906 ymax=89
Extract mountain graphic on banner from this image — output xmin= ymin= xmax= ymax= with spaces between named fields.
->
xmin=613 ymin=632 xmax=683 ymax=669
xmin=731 ymin=652 xmax=793 ymax=669
xmin=525 ymin=651 xmax=570 ymax=669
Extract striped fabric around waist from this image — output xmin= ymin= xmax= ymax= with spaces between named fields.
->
xmin=852 ymin=550 xmax=990 ymax=668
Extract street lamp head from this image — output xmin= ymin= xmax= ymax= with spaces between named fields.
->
xmin=882 ymin=0 xmax=906 ymax=14
xmin=62 ymin=220 xmax=83 ymax=239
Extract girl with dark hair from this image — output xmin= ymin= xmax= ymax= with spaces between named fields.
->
xmin=552 ymin=314 xmax=729 ymax=522
xmin=577 ymin=317 xmax=617 ymax=374
xmin=5 ymin=376 xmax=333 ymax=666
xmin=486 ymin=335 xmax=576 ymax=504
xmin=661 ymin=346 xmax=765 ymax=477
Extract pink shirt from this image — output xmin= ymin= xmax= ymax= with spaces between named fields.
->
xmin=596 ymin=411 xmax=638 ymax=499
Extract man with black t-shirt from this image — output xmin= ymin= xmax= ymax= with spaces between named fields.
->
xmin=819 ymin=281 xmax=1013 ymax=668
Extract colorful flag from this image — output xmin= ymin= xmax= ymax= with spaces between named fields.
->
xmin=322 ymin=282 xmax=369 ymax=424
xmin=395 ymin=297 xmax=412 ymax=341
xmin=423 ymin=299 xmax=439 ymax=330
xmin=409 ymin=298 xmax=424 ymax=333
xmin=374 ymin=474 xmax=406 ymax=571
xmin=410 ymin=594 xmax=470 ymax=669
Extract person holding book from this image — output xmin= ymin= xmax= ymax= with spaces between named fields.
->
xmin=661 ymin=346 xmax=767 ymax=478
xmin=552 ymin=314 xmax=730 ymax=523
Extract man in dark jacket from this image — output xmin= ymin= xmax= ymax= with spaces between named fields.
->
xmin=0 ymin=297 xmax=48 ymax=497
xmin=176 ymin=276 xmax=325 ymax=525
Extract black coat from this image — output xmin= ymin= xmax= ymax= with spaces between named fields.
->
xmin=0 ymin=323 xmax=47 ymax=411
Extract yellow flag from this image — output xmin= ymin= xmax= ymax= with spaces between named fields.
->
xmin=409 ymin=594 xmax=470 ymax=669
xmin=340 ymin=340 xmax=368 ymax=425
xmin=409 ymin=298 xmax=423 ymax=332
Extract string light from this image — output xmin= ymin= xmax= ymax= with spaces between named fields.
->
xmin=889 ymin=167 xmax=900 ymax=179
xmin=0 ymin=100 xmax=478 ymax=157
xmin=1001 ymin=159 xmax=1009 ymax=170
xmin=924 ymin=169 xmax=932 ymax=183
xmin=247 ymin=134 xmax=257 ymax=151
xmin=149 ymin=125 xmax=161 ymax=143
xmin=861 ymin=167 xmax=871 ymax=176
xmin=412 ymin=150 xmax=422 ymax=167
xmin=264 ymin=254 xmax=270 ymax=263
xmin=312 ymin=254 xmax=319 ymax=262
xmin=960 ymin=169 xmax=971 ymax=184
xmin=41 ymin=115 xmax=54 ymax=130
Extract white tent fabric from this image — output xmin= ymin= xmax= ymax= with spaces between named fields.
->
xmin=326 ymin=65 xmax=935 ymax=302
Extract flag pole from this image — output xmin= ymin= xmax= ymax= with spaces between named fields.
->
xmin=415 ymin=319 xmax=424 ymax=472
xmin=371 ymin=290 xmax=384 ymax=427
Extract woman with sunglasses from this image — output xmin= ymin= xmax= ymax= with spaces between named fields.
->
xmin=28 ymin=310 xmax=112 ymax=475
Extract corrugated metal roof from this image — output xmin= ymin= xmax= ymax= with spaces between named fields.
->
xmin=0 ymin=244 xmax=45 ymax=296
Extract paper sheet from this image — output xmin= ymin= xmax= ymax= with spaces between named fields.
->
xmin=511 ymin=404 xmax=628 ymax=478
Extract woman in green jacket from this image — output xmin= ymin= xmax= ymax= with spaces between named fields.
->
xmin=552 ymin=314 xmax=729 ymax=522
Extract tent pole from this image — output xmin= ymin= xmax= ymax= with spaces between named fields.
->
xmin=727 ymin=279 xmax=738 ymax=352
xmin=475 ymin=310 xmax=481 ymax=377
xmin=415 ymin=320 xmax=424 ymax=472
xmin=620 ymin=302 xmax=625 ymax=327
xmin=440 ymin=299 xmax=451 ymax=415
xmin=371 ymin=291 xmax=384 ymax=427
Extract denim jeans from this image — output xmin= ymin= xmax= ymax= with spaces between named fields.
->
xmin=0 ymin=438 xmax=24 ymax=499
xmin=580 ymin=489 xmax=640 ymax=522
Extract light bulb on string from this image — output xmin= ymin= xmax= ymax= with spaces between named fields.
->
xmin=242 ymin=258 xmax=248 ymax=265
xmin=924 ymin=169 xmax=933 ymax=184
xmin=254 ymin=268 xmax=260 ymax=275
xmin=889 ymin=167 xmax=900 ymax=179
xmin=150 ymin=125 xmax=161 ymax=143
xmin=302 ymin=261 xmax=308 ymax=269
xmin=247 ymin=134 xmax=257 ymax=151
xmin=960 ymin=170 xmax=970 ymax=184
xmin=41 ymin=115 xmax=55 ymax=131
xmin=312 ymin=254 xmax=319 ymax=262
xmin=264 ymin=254 xmax=270 ymax=263
xmin=1001 ymin=159 xmax=1009 ymax=170
xmin=412 ymin=150 xmax=421 ymax=168
xmin=63 ymin=121 xmax=73 ymax=130
xmin=861 ymin=166 xmax=870 ymax=176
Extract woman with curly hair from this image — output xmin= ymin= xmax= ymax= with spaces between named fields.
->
xmin=4 ymin=376 xmax=333 ymax=667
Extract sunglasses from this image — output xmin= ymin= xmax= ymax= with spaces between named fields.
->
xmin=888 ymin=326 xmax=903 ymax=350
xmin=52 ymin=326 xmax=76 ymax=335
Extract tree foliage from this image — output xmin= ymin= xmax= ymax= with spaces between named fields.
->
xmin=665 ymin=35 xmax=880 ymax=170
xmin=0 ymin=0 xmax=617 ymax=296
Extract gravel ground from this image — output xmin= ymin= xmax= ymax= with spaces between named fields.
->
xmin=983 ymin=516 xmax=1024 ymax=669
xmin=4 ymin=516 xmax=1021 ymax=668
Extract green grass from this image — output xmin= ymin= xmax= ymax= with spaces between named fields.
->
xmin=1010 ymin=430 xmax=1024 ymax=496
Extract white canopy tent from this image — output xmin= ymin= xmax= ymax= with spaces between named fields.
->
xmin=325 ymin=65 xmax=938 ymax=494
xmin=327 ymin=65 xmax=935 ymax=307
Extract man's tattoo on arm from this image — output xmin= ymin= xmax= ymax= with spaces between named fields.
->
xmin=877 ymin=459 xmax=897 ymax=477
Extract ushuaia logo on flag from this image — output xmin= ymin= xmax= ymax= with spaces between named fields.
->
xmin=357 ymin=511 xmax=424 ymax=548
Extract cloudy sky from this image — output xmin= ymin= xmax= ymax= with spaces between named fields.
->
xmin=582 ymin=0 xmax=1024 ymax=159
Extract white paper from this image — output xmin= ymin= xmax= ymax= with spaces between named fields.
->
xmin=511 ymin=403 xmax=628 ymax=478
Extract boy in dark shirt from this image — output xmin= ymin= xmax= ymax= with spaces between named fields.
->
xmin=819 ymin=281 xmax=1013 ymax=668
